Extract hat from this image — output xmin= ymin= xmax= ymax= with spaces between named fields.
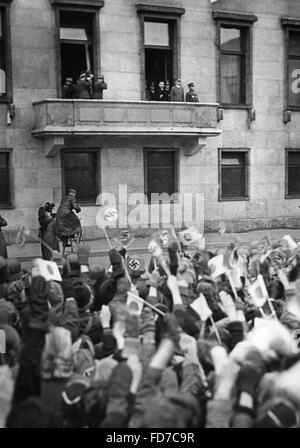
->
xmin=0 ymin=257 xmax=8 ymax=284
xmin=68 ymin=188 xmax=77 ymax=195
xmin=6 ymin=258 xmax=22 ymax=282
xmin=188 ymin=82 xmax=194 ymax=88
xmin=66 ymin=253 xmax=80 ymax=276
xmin=89 ymin=265 xmax=105 ymax=286
xmin=0 ymin=299 xmax=16 ymax=325
xmin=174 ymin=78 xmax=181 ymax=82
xmin=75 ymin=285 xmax=92 ymax=310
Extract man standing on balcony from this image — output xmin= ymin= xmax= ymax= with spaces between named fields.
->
xmin=170 ymin=78 xmax=184 ymax=102
xmin=154 ymin=81 xmax=168 ymax=101
xmin=185 ymin=83 xmax=199 ymax=102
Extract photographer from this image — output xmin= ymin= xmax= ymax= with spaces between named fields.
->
xmin=38 ymin=202 xmax=56 ymax=260
xmin=92 ymin=75 xmax=107 ymax=99
xmin=77 ymin=70 xmax=93 ymax=99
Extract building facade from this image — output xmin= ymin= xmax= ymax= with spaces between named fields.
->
xmin=1 ymin=0 xmax=300 ymax=243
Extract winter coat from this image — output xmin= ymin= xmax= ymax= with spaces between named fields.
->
xmin=56 ymin=195 xmax=82 ymax=238
xmin=170 ymin=86 xmax=184 ymax=102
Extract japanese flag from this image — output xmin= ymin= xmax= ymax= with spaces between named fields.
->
xmin=126 ymin=292 xmax=144 ymax=316
xmin=208 ymin=254 xmax=226 ymax=278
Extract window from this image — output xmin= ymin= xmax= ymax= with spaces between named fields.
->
xmin=220 ymin=27 xmax=246 ymax=104
xmin=213 ymin=11 xmax=257 ymax=107
xmin=62 ymin=150 xmax=99 ymax=204
xmin=0 ymin=1 xmax=13 ymax=101
xmin=59 ymin=10 xmax=95 ymax=96
xmin=136 ymin=4 xmax=185 ymax=100
xmin=144 ymin=149 xmax=178 ymax=202
xmin=287 ymin=30 xmax=300 ymax=108
xmin=281 ymin=18 xmax=300 ymax=110
xmin=286 ymin=149 xmax=300 ymax=198
xmin=219 ymin=149 xmax=249 ymax=201
xmin=0 ymin=150 xmax=12 ymax=207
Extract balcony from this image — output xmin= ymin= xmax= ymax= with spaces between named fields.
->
xmin=31 ymin=99 xmax=221 ymax=156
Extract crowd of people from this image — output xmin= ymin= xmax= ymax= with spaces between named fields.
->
xmin=146 ymin=78 xmax=199 ymax=102
xmin=1 ymin=224 xmax=300 ymax=428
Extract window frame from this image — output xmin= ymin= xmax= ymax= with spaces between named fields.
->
xmin=218 ymin=148 xmax=250 ymax=202
xmin=52 ymin=2 xmax=102 ymax=98
xmin=136 ymin=4 xmax=185 ymax=101
xmin=0 ymin=0 xmax=13 ymax=103
xmin=285 ymin=148 xmax=300 ymax=199
xmin=61 ymin=148 xmax=100 ymax=205
xmin=0 ymin=148 xmax=13 ymax=209
xmin=144 ymin=148 xmax=179 ymax=204
xmin=282 ymin=19 xmax=300 ymax=111
xmin=213 ymin=11 xmax=257 ymax=109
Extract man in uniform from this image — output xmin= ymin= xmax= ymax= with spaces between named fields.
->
xmin=185 ymin=83 xmax=199 ymax=102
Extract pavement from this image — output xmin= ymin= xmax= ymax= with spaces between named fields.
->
xmin=6 ymin=227 xmax=300 ymax=270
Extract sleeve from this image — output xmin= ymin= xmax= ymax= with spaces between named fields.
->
xmin=59 ymin=298 xmax=79 ymax=342
xmin=128 ymin=367 xmax=162 ymax=428
xmin=99 ymin=364 xmax=133 ymax=428
xmin=206 ymin=399 xmax=232 ymax=428
xmin=12 ymin=328 xmax=46 ymax=406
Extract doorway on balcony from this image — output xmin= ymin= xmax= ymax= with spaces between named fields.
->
xmin=144 ymin=20 xmax=176 ymax=100
xmin=59 ymin=10 xmax=96 ymax=98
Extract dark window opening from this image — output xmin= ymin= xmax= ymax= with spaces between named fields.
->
xmin=219 ymin=150 xmax=249 ymax=200
xmin=287 ymin=150 xmax=300 ymax=197
xmin=59 ymin=10 xmax=94 ymax=96
xmin=0 ymin=9 xmax=6 ymax=97
xmin=0 ymin=151 xmax=11 ymax=207
xmin=145 ymin=149 xmax=178 ymax=202
xmin=220 ymin=26 xmax=246 ymax=105
xmin=62 ymin=150 xmax=99 ymax=203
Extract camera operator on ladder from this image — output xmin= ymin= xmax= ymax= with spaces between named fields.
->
xmin=56 ymin=188 xmax=82 ymax=251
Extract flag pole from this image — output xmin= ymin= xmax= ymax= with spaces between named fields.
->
xmin=209 ymin=315 xmax=222 ymax=345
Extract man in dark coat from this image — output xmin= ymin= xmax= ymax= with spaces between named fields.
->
xmin=154 ymin=81 xmax=168 ymax=101
xmin=170 ymin=78 xmax=184 ymax=102
xmin=56 ymin=189 xmax=82 ymax=247
xmin=38 ymin=202 xmax=57 ymax=260
xmin=0 ymin=214 xmax=8 ymax=258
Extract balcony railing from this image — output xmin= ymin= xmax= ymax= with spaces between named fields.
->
xmin=32 ymin=99 xmax=220 ymax=137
